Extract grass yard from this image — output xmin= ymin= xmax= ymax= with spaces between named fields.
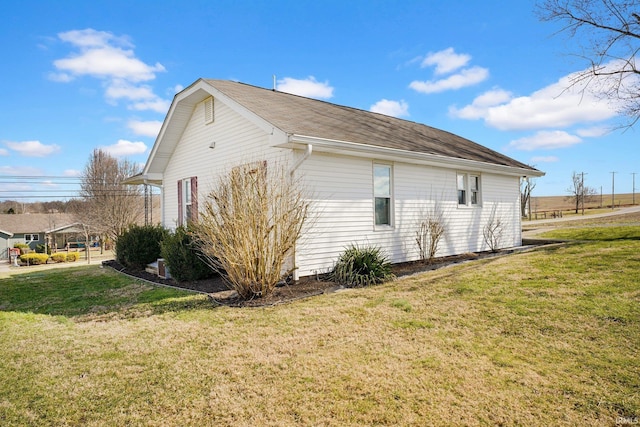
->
xmin=0 ymin=230 xmax=639 ymax=425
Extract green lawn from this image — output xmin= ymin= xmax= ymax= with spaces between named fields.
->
xmin=0 ymin=232 xmax=638 ymax=425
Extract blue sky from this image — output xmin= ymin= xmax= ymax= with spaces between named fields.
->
xmin=1 ymin=0 xmax=638 ymax=200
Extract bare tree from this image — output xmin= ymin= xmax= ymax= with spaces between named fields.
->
xmin=415 ymin=201 xmax=446 ymax=263
xmin=483 ymin=205 xmax=505 ymax=253
xmin=74 ymin=149 xmax=142 ymax=246
xmin=520 ymin=177 xmax=537 ymax=219
xmin=538 ymin=0 xmax=640 ymax=125
xmin=566 ymin=171 xmax=598 ymax=213
xmin=192 ymin=160 xmax=311 ymax=300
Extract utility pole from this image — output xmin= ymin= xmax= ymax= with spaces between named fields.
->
xmin=580 ymin=172 xmax=587 ymax=215
xmin=632 ymin=172 xmax=637 ymax=205
xmin=611 ymin=171 xmax=617 ymax=210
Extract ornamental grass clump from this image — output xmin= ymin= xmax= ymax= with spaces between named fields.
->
xmin=332 ymin=244 xmax=395 ymax=287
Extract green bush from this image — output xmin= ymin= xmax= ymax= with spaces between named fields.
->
xmin=116 ymin=224 xmax=168 ymax=269
xmin=36 ymin=244 xmax=46 ymax=254
xmin=331 ymin=244 xmax=395 ymax=287
xmin=51 ymin=253 xmax=67 ymax=263
xmin=19 ymin=253 xmax=49 ymax=265
xmin=66 ymin=252 xmax=80 ymax=262
xmin=160 ymin=226 xmax=215 ymax=283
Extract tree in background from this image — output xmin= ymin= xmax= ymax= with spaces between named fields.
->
xmin=73 ymin=149 xmax=142 ymax=246
xmin=538 ymin=0 xmax=640 ymax=125
xmin=566 ymin=171 xmax=598 ymax=214
xmin=520 ymin=177 xmax=537 ymax=219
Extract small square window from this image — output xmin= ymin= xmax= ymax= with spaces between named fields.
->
xmin=457 ymin=173 xmax=481 ymax=206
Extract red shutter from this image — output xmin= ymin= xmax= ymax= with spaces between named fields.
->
xmin=190 ymin=176 xmax=198 ymax=222
xmin=177 ymin=180 xmax=183 ymax=226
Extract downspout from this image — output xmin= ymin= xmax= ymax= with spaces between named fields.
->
xmin=289 ymin=143 xmax=313 ymax=176
xmin=289 ymin=143 xmax=312 ymax=281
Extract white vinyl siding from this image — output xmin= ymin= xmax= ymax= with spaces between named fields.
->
xmin=163 ymin=95 xmax=291 ymax=230
xmin=296 ymin=155 xmax=521 ymax=277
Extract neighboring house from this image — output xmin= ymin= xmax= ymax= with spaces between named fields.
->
xmin=0 ymin=213 xmax=79 ymax=258
xmin=128 ymin=79 xmax=544 ymax=279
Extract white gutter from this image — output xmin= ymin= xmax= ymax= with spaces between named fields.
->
xmin=284 ymin=134 xmax=545 ymax=178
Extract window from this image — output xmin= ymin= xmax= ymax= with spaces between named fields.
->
xmin=470 ymin=175 xmax=480 ymax=205
xmin=24 ymin=234 xmax=39 ymax=242
xmin=457 ymin=173 xmax=467 ymax=205
xmin=204 ymin=97 xmax=214 ymax=124
xmin=178 ymin=177 xmax=198 ymax=226
xmin=457 ymin=173 xmax=481 ymax=206
xmin=374 ymin=164 xmax=392 ymax=226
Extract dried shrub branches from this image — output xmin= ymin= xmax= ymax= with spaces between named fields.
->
xmin=192 ymin=161 xmax=310 ymax=299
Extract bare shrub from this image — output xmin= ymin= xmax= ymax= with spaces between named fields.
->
xmin=483 ymin=205 xmax=505 ymax=253
xmin=415 ymin=201 xmax=446 ymax=263
xmin=192 ymin=160 xmax=310 ymax=299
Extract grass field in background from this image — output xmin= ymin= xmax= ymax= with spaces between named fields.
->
xmin=0 ymin=223 xmax=638 ymax=425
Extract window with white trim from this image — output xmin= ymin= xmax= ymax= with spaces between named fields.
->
xmin=457 ymin=173 xmax=481 ymax=206
xmin=178 ymin=177 xmax=198 ymax=226
xmin=24 ymin=234 xmax=39 ymax=242
xmin=374 ymin=164 xmax=393 ymax=227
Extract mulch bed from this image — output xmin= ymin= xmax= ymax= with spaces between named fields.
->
xmin=102 ymin=250 xmax=517 ymax=307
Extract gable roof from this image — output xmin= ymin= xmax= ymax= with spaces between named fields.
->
xmin=205 ymin=80 xmax=539 ymax=172
xmin=138 ymin=79 xmax=543 ymax=181
xmin=0 ymin=213 xmax=75 ymax=235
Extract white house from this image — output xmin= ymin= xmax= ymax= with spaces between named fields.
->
xmin=128 ymin=79 xmax=544 ymax=279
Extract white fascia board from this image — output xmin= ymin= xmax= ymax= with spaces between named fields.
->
xmin=0 ymin=229 xmax=13 ymax=237
xmin=144 ymin=79 xmax=287 ymax=176
xmin=283 ymin=134 xmax=545 ymax=178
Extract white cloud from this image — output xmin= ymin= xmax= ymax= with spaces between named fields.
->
xmin=128 ymin=120 xmax=162 ymax=137
xmin=5 ymin=140 xmax=61 ymax=157
xmin=53 ymin=29 xmax=164 ymax=82
xmin=171 ymin=84 xmax=184 ymax=94
xmin=0 ymin=148 xmax=9 ymax=156
xmin=449 ymin=88 xmax=512 ymax=119
xmin=370 ymin=99 xmax=409 ymax=117
xmin=421 ymin=47 xmax=471 ymax=75
xmin=0 ymin=165 xmax=43 ymax=176
xmin=531 ymin=156 xmax=560 ymax=163
xmin=129 ymin=98 xmax=171 ymax=113
xmin=508 ymin=130 xmax=582 ymax=151
xmin=51 ymin=28 xmax=169 ymax=112
xmin=576 ymin=126 xmax=610 ymax=138
xmin=277 ymin=76 xmax=334 ymax=99
xmin=451 ymin=68 xmax=619 ymax=131
xmin=105 ymin=80 xmax=157 ymax=102
xmin=410 ymin=66 xmax=489 ymax=94
xmin=63 ymin=169 xmax=81 ymax=177
xmin=100 ymin=139 xmax=147 ymax=157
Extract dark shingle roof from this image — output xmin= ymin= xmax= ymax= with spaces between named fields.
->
xmin=205 ymin=80 xmax=539 ymax=172
xmin=0 ymin=213 xmax=74 ymax=234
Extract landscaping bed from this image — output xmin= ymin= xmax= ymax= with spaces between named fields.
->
xmin=103 ymin=248 xmax=529 ymax=307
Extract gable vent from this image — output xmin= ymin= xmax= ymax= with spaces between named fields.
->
xmin=204 ymin=96 xmax=214 ymax=124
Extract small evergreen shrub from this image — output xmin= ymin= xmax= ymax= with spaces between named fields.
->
xmin=66 ymin=252 xmax=80 ymax=262
xmin=160 ymin=226 xmax=215 ymax=283
xmin=116 ymin=224 xmax=168 ymax=269
xmin=36 ymin=244 xmax=46 ymax=254
xmin=51 ymin=253 xmax=67 ymax=263
xmin=331 ymin=244 xmax=395 ymax=287
xmin=19 ymin=253 xmax=49 ymax=265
